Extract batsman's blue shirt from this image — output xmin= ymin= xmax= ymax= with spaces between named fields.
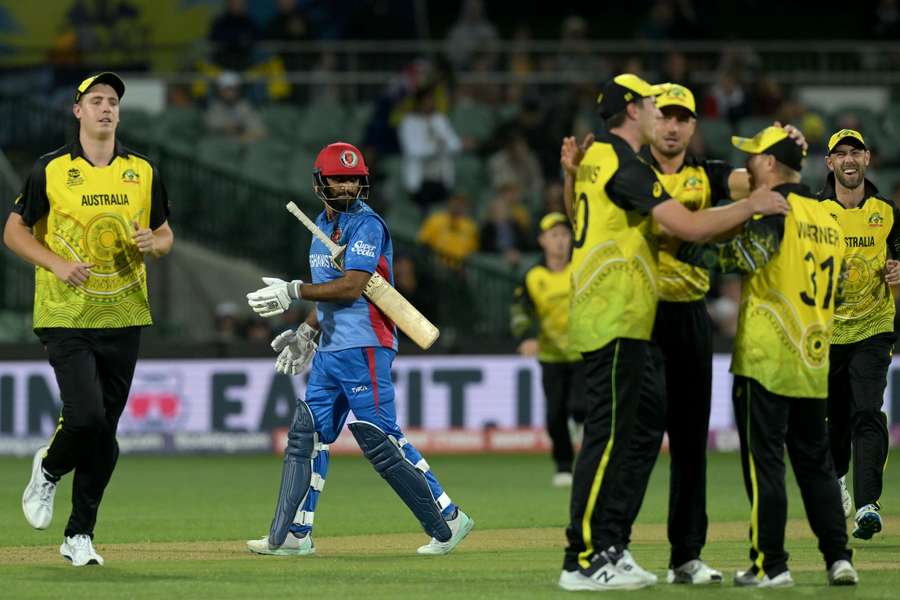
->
xmin=310 ymin=201 xmax=398 ymax=352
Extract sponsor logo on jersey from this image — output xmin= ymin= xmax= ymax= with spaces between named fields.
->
xmin=351 ymin=384 xmax=369 ymax=394
xmin=352 ymin=240 xmax=376 ymax=258
xmin=66 ymin=168 xmax=84 ymax=187
xmin=652 ymin=181 xmax=663 ymax=198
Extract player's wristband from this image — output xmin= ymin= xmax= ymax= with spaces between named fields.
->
xmin=289 ymin=280 xmax=303 ymax=300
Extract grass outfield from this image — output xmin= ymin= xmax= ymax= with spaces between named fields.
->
xmin=0 ymin=451 xmax=897 ymax=598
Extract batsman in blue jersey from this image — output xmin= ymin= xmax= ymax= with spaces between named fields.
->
xmin=244 ymin=141 xmax=473 ymax=556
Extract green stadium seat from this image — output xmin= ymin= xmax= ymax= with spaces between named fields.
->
xmin=697 ymin=118 xmax=733 ymax=161
xmin=158 ymin=107 xmax=203 ymax=150
xmin=297 ymin=103 xmax=350 ymax=151
xmin=450 ymin=101 xmax=495 ymax=144
xmin=870 ymin=167 xmax=900 ymax=197
xmin=285 ymin=149 xmax=321 ymax=196
xmin=259 ymin=104 xmax=303 ymax=144
xmin=196 ymin=136 xmax=245 ymax=168
xmin=118 ymin=108 xmax=156 ymax=144
xmin=453 ymin=153 xmax=488 ymax=203
xmin=243 ymin=138 xmax=293 ymax=187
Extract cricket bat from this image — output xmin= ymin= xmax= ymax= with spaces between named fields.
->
xmin=285 ymin=202 xmax=440 ymax=350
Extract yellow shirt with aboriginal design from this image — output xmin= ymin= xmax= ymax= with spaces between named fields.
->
xmin=511 ymin=261 xmax=581 ymax=363
xmin=12 ymin=140 xmax=170 ymax=329
xmin=639 ymin=148 xmax=735 ymax=302
xmin=818 ymin=175 xmax=900 ymax=344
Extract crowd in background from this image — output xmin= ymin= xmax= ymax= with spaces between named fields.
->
xmin=11 ymin=0 xmax=900 ymax=349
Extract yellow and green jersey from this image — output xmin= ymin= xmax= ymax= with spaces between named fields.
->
xmin=570 ymin=131 xmax=671 ymax=353
xmin=679 ymin=183 xmax=846 ymax=398
xmin=12 ymin=139 xmax=170 ymax=329
xmin=639 ymin=147 xmax=734 ymax=302
xmin=818 ymin=175 xmax=900 ymax=344
xmin=511 ymin=261 xmax=581 ymax=363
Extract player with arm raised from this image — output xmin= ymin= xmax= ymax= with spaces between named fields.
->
xmin=244 ymin=142 xmax=472 ymax=557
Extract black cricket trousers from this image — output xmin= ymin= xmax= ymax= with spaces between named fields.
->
xmin=540 ymin=360 xmax=586 ymax=474
xmin=38 ymin=327 xmax=141 ymax=538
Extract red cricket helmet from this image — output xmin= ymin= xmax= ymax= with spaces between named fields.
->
xmin=313 ymin=142 xmax=370 ymax=208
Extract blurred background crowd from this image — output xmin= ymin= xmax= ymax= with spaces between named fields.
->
xmin=2 ymin=0 xmax=900 ymax=355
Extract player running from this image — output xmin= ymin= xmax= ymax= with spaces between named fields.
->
xmin=243 ymin=141 xmax=473 ymax=556
xmin=819 ymin=129 xmax=900 ymax=540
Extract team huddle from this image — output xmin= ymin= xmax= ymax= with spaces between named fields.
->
xmin=10 ymin=71 xmax=894 ymax=591
xmin=513 ymin=74 xmax=895 ymax=591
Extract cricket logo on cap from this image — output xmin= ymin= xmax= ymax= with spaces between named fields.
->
xmin=339 ymin=150 xmax=359 ymax=168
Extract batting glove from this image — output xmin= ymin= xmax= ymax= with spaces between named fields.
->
xmin=247 ymin=277 xmax=303 ymax=318
xmin=272 ymin=323 xmax=318 ymax=375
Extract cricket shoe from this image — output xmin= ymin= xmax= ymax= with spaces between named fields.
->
xmin=246 ymin=532 xmax=315 ymax=556
xmin=667 ymin=559 xmax=723 ymax=584
xmin=60 ymin=535 xmax=104 ymax=566
xmin=852 ymin=504 xmax=882 ymax=540
xmin=552 ymin=472 xmax=573 ymax=488
xmin=22 ymin=446 xmax=57 ymax=529
xmin=417 ymin=509 xmax=474 ymax=555
xmin=734 ymin=566 xmax=793 ymax=588
xmin=558 ymin=548 xmax=653 ymax=591
xmin=839 ymin=476 xmax=852 ymax=519
xmin=620 ymin=549 xmax=658 ymax=585
xmin=827 ymin=560 xmax=859 ymax=585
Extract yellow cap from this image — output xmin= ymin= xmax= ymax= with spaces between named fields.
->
xmin=732 ymin=126 xmax=806 ymax=171
xmin=539 ymin=212 xmax=570 ymax=232
xmin=597 ymin=73 xmax=665 ymax=118
xmin=827 ymin=129 xmax=867 ymax=153
xmin=74 ymin=72 xmax=125 ymax=102
xmin=655 ymin=83 xmax=697 ymax=117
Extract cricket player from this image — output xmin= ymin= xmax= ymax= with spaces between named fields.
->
xmin=511 ymin=212 xmax=585 ymax=487
xmin=8 ymin=72 xmax=173 ymax=566
xmin=244 ymin=141 xmax=473 ymax=556
xmin=618 ymin=84 xmax=808 ymax=585
xmin=557 ymin=74 xmax=789 ymax=592
xmin=680 ymin=126 xmax=858 ymax=587
xmin=819 ymin=128 xmax=900 ymax=540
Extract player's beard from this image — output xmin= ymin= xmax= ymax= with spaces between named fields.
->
xmin=834 ymin=162 xmax=865 ymax=190
xmin=654 ymin=137 xmax=686 ymax=158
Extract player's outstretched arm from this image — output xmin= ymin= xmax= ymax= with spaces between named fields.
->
xmin=653 ymin=186 xmax=789 ymax=243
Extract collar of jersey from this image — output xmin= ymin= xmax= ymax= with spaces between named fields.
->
xmin=772 ymin=182 xmax=810 ymax=198
xmin=68 ymin=137 xmax=129 ymax=166
xmin=638 ymin=145 xmax=701 ymax=173
xmin=819 ymin=172 xmax=882 ymax=209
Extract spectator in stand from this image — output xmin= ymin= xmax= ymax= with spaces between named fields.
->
xmin=398 ymin=85 xmax=462 ymax=214
xmin=204 ymin=71 xmax=268 ymax=143
xmin=208 ymin=0 xmax=260 ymax=71
xmin=214 ymin=301 xmax=244 ymax=344
xmin=707 ymin=275 xmax=741 ymax=340
xmin=542 ymin=182 xmax=565 ymax=215
xmin=261 ymin=0 xmax=309 ymax=72
xmin=480 ymin=191 xmax=532 ymax=268
xmin=488 ymin=126 xmax=545 ymax=211
xmin=658 ymin=52 xmax=699 ymax=98
xmin=416 ymin=193 xmax=479 ymax=266
xmin=752 ymin=75 xmax=784 ymax=117
xmin=873 ymin=0 xmax=900 ymax=39
xmin=702 ymin=69 xmax=750 ymax=125
xmin=444 ymin=0 xmax=498 ymax=71
xmin=508 ymin=23 xmax=536 ymax=103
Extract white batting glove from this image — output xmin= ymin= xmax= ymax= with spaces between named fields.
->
xmin=272 ymin=323 xmax=318 ymax=375
xmin=246 ymin=277 xmax=303 ymax=318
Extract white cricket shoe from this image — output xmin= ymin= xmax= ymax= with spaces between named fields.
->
xmin=60 ymin=535 xmax=104 ymax=566
xmin=734 ymin=567 xmax=793 ymax=588
xmin=827 ymin=560 xmax=858 ymax=585
xmin=667 ymin=559 xmax=723 ymax=584
xmin=558 ymin=550 xmax=652 ymax=591
xmin=22 ymin=446 xmax=57 ymax=529
xmin=246 ymin=532 xmax=315 ymax=556
xmin=838 ymin=476 xmax=852 ymax=519
xmin=417 ymin=509 xmax=474 ymax=555
xmin=620 ymin=549 xmax=658 ymax=585
xmin=552 ymin=472 xmax=573 ymax=488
